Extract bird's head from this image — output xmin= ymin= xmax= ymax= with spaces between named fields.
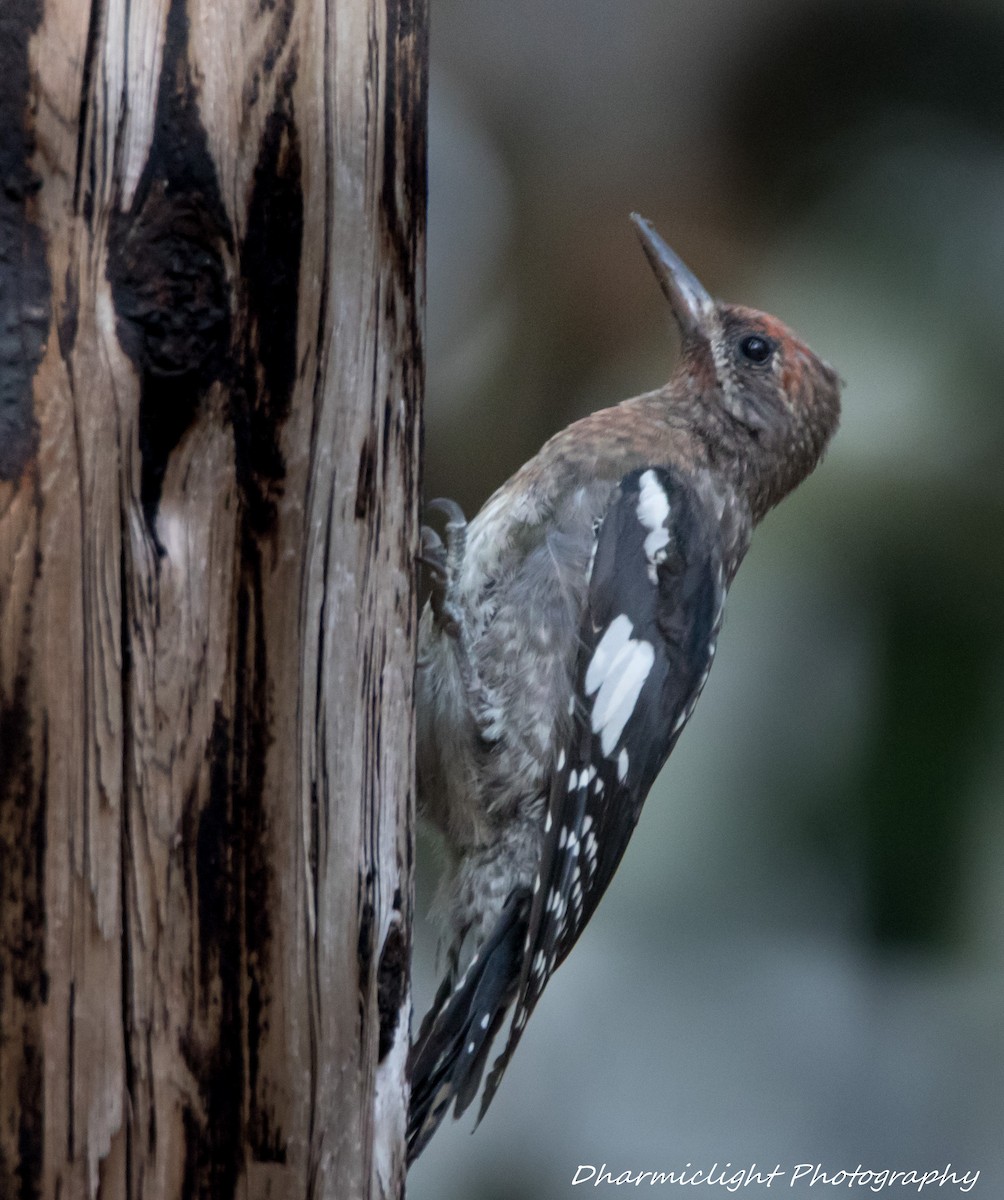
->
xmin=631 ymin=214 xmax=842 ymax=520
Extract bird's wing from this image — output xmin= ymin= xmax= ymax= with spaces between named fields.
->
xmin=478 ymin=465 xmax=727 ymax=1119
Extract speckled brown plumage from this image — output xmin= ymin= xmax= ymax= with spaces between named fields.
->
xmin=409 ymin=215 xmax=841 ymax=1162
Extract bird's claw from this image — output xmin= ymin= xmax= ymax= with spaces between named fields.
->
xmin=420 ymin=497 xmax=468 ymax=639
xmin=419 ymin=526 xmax=448 ymax=582
xmin=428 ymin=497 xmax=468 ymax=531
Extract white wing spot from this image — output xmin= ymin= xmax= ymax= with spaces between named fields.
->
xmin=581 ymin=814 xmax=593 ymax=834
xmin=617 ymin=748 xmax=629 ymax=782
xmin=637 ymin=470 xmax=671 ymax=571
xmin=567 ymin=769 xmax=579 ymax=792
xmin=544 ymin=811 xmax=552 ymax=834
xmin=557 ymin=748 xmax=566 ymax=771
xmin=586 ymin=532 xmax=599 ymax=584
xmin=637 ymin=470 xmax=670 ymax=534
xmin=585 ymin=615 xmax=633 ymax=696
xmin=467 ymin=1041 xmax=476 ymax=1054
xmin=480 ymin=1013 xmax=491 ymax=1030
xmin=588 ymin=629 xmax=655 ymax=756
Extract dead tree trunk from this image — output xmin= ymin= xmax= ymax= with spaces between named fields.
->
xmin=0 ymin=0 xmax=425 ymax=1196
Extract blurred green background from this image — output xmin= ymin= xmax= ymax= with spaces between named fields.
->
xmin=410 ymin=1 xmax=1004 ymax=1195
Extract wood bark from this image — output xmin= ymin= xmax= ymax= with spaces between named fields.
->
xmin=0 ymin=0 xmax=425 ymax=1196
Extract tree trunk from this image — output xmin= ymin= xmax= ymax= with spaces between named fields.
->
xmin=0 ymin=0 xmax=424 ymax=1196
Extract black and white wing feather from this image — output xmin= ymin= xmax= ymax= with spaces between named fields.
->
xmin=478 ymin=465 xmax=727 ymax=1117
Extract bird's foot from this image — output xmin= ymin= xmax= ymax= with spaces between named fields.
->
xmin=420 ymin=497 xmax=468 ymax=639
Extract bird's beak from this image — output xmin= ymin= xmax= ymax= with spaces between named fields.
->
xmin=630 ymin=214 xmax=715 ymax=339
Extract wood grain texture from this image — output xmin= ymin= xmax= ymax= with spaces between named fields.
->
xmin=0 ymin=0 xmax=425 ymax=1195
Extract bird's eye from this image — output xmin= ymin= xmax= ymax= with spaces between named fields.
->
xmin=739 ymin=334 xmax=774 ymax=365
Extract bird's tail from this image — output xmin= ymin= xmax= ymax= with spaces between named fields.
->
xmin=407 ymin=890 xmax=530 ymax=1163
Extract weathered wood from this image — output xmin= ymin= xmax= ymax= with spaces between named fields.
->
xmin=0 ymin=0 xmax=425 ymax=1195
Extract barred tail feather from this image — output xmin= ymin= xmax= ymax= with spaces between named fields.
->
xmin=407 ymin=890 xmax=530 ymax=1162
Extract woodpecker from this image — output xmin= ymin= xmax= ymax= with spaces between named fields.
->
xmin=408 ymin=214 xmax=841 ymax=1161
